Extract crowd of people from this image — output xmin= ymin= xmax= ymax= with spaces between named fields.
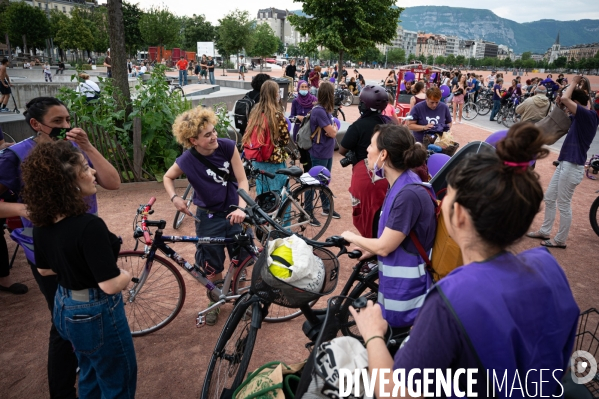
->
xmin=1 ymin=54 xmax=598 ymax=398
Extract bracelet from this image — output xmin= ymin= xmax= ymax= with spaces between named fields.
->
xmin=364 ymin=335 xmax=385 ymax=348
xmin=170 ymin=194 xmax=178 ymax=202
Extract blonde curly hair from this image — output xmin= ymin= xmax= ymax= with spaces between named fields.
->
xmin=172 ymin=107 xmax=218 ymax=149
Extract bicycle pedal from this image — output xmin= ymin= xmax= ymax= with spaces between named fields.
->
xmin=196 ymin=314 xmax=206 ymax=327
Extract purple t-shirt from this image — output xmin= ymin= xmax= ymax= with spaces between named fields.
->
xmin=409 ymin=101 xmax=452 ymax=143
xmin=558 ymin=104 xmax=599 ymax=165
xmin=386 ymin=184 xmax=436 ymax=253
xmin=175 ymin=138 xmax=238 ymax=212
xmin=492 ymin=84 xmax=502 ymax=101
xmin=309 ymin=106 xmax=336 ymax=159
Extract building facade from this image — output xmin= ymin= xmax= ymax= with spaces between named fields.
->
xmin=402 ymin=30 xmax=418 ymax=57
xmin=416 ymin=33 xmax=447 ymax=58
xmin=10 ymin=0 xmax=97 ymax=14
xmin=445 ymin=35 xmax=459 ymax=56
xmin=256 ymin=8 xmax=307 ymax=48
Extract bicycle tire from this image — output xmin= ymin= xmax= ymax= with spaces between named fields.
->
xmin=476 ymin=99 xmax=491 ymax=116
xmin=118 ymin=251 xmax=186 ymax=336
xmin=201 ymin=294 xmax=259 ymax=399
xmin=171 ymin=86 xmax=184 ymax=98
xmin=342 ymin=92 xmax=353 ymax=107
xmin=462 ymin=103 xmax=478 ymax=121
xmin=339 ymin=270 xmax=379 ymax=341
xmin=337 ymin=108 xmax=346 ymax=121
xmin=2 ymin=132 xmax=16 ymax=144
xmin=173 ymin=184 xmax=194 ymax=229
xmin=275 ymin=185 xmax=334 ymax=241
xmin=590 ymin=196 xmax=599 ymax=237
xmin=231 ymin=254 xmax=312 ymax=322
xmin=502 ymin=107 xmax=514 ymax=128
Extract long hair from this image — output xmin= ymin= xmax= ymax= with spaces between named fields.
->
xmin=318 ymin=81 xmax=335 ymax=113
xmin=243 ymin=80 xmax=282 ymax=146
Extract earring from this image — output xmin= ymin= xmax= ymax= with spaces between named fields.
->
xmin=76 ymin=187 xmax=81 ymax=191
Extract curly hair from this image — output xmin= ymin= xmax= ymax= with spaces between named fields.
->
xmin=21 ymin=141 xmax=89 ymax=227
xmin=251 ymin=73 xmax=271 ymax=91
xmin=172 ymin=107 xmax=218 ymax=149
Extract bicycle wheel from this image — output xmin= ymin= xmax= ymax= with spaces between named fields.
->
xmin=233 ymin=252 xmax=316 ymax=322
xmin=477 ymin=99 xmax=491 ymax=116
xmin=590 ymin=196 xmax=599 ymax=237
xmin=502 ymin=107 xmax=514 ymax=128
xmin=201 ymin=294 xmax=259 ymax=399
xmin=275 ymin=185 xmax=334 ymax=241
xmin=171 ymin=86 xmax=184 ymax=98
xmin=337 ymin=108 xmax=346 ymax=121
xmin=173 ymin=184 xmax=194 ymax=229
xmin=339 ymin=270 xmax=379 ymax=341
xmin=2 ymin=132 xmax=16 ymax=144
xmin=462 ymin=103 xmax=478 ymax=121
xmin=342 ymin=92 xmax=353 ymax=107
xmin=118 ymin=251 xmax=186 ymax=336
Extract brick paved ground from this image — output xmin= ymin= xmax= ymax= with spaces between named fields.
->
xmin=1 ymin=71 xmax=598 ymax=398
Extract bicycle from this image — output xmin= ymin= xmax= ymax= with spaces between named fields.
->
xmin=121 ymin=197 xmax=312 ymax=336
xmin=461 ymin=92 xmax=479 ymax=121
xmin=167 ymin=78 xmax=185 ymax=97
xmin=1 ymin=131 xmax=17 ymax=145
xmin=590 ymin=190 xmax=599 ymax=237
xmin=200 ymin=189 xmax=409 ymax=399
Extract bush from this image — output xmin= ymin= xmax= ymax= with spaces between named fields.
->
xmin=81 ymin=64 xmax=92 ymax=70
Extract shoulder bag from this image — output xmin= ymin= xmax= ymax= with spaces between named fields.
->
xmin=535 ymin=105 xmax=572 ymax=145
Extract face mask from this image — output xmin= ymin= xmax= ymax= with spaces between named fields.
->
xmin=299 ymin=90 xmax=308 ymax=96
xmin=369 ymin=153 xmax=385 ymax=183
xmin=39 ymin=122 xmax=72 ymax=140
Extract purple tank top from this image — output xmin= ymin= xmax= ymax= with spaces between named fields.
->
xmin=175 ymin=138 xmax=238 ymax=212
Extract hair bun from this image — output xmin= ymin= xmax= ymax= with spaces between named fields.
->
xmin=495 ymin=122 xmax=549 ymax=166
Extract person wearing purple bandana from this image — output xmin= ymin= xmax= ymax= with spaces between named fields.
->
xmin=290 ymin=79 xmax=317 ymax=171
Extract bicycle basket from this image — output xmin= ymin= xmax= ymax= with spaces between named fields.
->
xmin=571 ymin=308 xmax=599 ymax=398
xmin=251 ymin=231 xmax=339 ymax=308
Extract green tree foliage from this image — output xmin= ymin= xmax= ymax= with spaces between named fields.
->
xmin=246 ymin=23 xmax=278 ymax=65
xmin=277 ymin=38 xmax=285 ymax=55
xmin=78 ymin=6 xmax=109 ymax=53
xmin=387 ymin=48 xmax=406 ymax=65
xmin=287 ymin=44 xmax=302 ymax=58
xmin=434 ymin=55 xmax=445 ymax=65
xmin=182 ymin=14 xmax=215 ymax=52
xmin=407 ymin=53 xmax=417 ymax=63
xmin=521 ymin=51 xmax=532 ymax=61
xmin=288 ymin=0 xmax=401 ymax=75
xmin=122 ymin=1 xmax=145 ymax=56
xmin=356 ymin=46 xmax=383 ymax=64
xmin=503 ymin=57 xmax=513 ymax=68
xmin=55 ymin=8 xmax=95 ymax=60
xmin=417 ymin=54 xmax=426 ymax=63
xmin=215 ymin=9 xmax=254 ymax=66
xmin=49 ymin=10 xmax=69 ymax=59
xmin=426 ymin=55 xmax=434 ymax=65
xmin=553 ymin=56 xmax=567 ymax=68
xmin=319 ymin=49 xmax=335 ymax=63
xmin=446 ymin=54 xmax=456 ymax=66
xmin=514 ymin=59 xmax=522 ymax=68
xmin=4 ymin=1 xmax=50 ymax=51
xmin=0 ymin=0 xmax=10 ymax=39
xmin=522 ymin=59 xmax=535 ymax=69
xmin=139 ymin=6 xmax=180 ymax=59
xmin=455 ymin=55 xmax=465 ymax=66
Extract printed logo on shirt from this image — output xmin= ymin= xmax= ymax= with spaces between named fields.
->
xmin=426 ymin=116 xmax=440 ymax=125
xmin=206 ymin=161 xmax=231 ymax=186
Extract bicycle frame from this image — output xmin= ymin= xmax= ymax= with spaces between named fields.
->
xmin=133 ymin=210 xmax=260 ymax=325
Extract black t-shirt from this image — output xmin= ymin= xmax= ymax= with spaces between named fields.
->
xmin=247 ymin=89 xmax=260 ymax=104
xmin=285 ymin=64 xmax=297 ymax=78
xmin=34 ymin=214 xmax=121 ymax=290
xmin=207 ymin=60 xmax=215 ymax=71
xmin=340 ymin=114 xmax=384 ymax=162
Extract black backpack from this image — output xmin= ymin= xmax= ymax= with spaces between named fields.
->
xmin=233 ymin=93 xmax=256 ymax=132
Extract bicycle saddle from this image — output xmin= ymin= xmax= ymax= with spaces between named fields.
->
xmin=276 ymin=166 xmax=303 ymax=177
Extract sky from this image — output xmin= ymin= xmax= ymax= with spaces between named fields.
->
xmin=98 ymin=0 xmax=599 ymax=24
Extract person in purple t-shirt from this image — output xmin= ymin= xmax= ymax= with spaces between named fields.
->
xmin=349 ymin=124 xmax=578 ymax=397
xmin=489 ymin=77 xmax=504 ymax=121
xmin=307 ymin=81 xmax=339 ymax=219
xmin=163 ymin=107 xmax=249 ymax=326
xmin=528 ymin=76 xmax=599 ymax=248
xmin=341 ymin=124 xmax=436 ymax=328
xmin=407 ymin=87 xmax=452 ymax=143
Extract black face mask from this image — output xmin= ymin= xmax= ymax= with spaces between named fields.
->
xmin=39 ymin=122 xmax=72 ymax=140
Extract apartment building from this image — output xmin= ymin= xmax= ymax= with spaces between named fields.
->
xmin=256 ymin=8 xmax=308 ymax=48
xmin=416 ymin=33 xmax=447 ymax=58
xmin=10 ymin=0 xmax=97 ymax=14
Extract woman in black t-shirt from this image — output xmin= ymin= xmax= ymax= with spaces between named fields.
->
xmin=22 ymin=141 xmax=137 ymax=399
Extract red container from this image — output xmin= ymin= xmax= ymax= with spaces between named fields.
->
xmin=396 ymin=103 xmax=411 ymax=118
xmin=148 ymin=46 xmax=158 ymax=62
xmin=172 ymin=48 xmax=181 ymax=60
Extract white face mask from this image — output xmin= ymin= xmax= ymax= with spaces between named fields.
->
xmin=369 ymin=152 xmax=385 ymax=183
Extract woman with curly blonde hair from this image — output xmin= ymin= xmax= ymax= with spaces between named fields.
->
xmin=163 ymin=106 xmax=248 ymax=326
xmin=22 ymin=141 xmax=137 ymax=399
xmin=242 ymin=79 xmax=290 ymax=195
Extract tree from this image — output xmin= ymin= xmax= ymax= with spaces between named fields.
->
xmin=356 ymin=46 xmax=383 ymax=64
xmin=107 ymin=0 xmax=132 ymax=115
xmin=387 ymin=48 xmax=406 ymax=65
xmin=287 ymin=45 xmax=301 ymax=58
xmin=55 ymin=8 xmax=94 ymax=61
xmin=503 ymin=57 xmax=513 ymax=68
xmin=319 ymin=48 xmax=335 ymax=64
xmin=277 ymin=38 xmax=285 ymax=55
xmin=49 ymin=10 xmax=69 ymax=60
xmin=4 ymin=2 xmax=50 ymax=52
xmin=288 ymin=0 xmax=401 ymax=80
xmin=77 ymin=6 xmax=109 ymax=54
xmin=246 ymin=23 xmax=278 ymax=70
xmin=553 ymin=56 xmax=567 ymax=68
xmin=446 ymin=54 xmax=456 ymax=66
xmin=435 ymin=55 xmax=445 ymax=66
xmin=407 ymin=53 xmax=417 ymax=63
xmin=182 ymin=14 xmax=215 ymax=52
xmin=426 ymin=55 xmax=434 ymax=65
xmin=122 ymin=1 xmax=144 ymax=56
xmin=139 ymin=6 xmax=180 ymax=60
xmin=467 ymin=57 xmax=477 ymax=67
xmin=523 ymin=59 xmax=535 ymax=69
xmin=455 ymin=55 xmax=465 ymax=66
xmin=215 ymin=9 xmax=254 ymax=68
xmin=521 ymin=52 xmax=532 ymax=61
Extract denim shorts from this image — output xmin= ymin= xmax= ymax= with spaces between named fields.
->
xmin=195 ymin=208 xmax=242 ymax=274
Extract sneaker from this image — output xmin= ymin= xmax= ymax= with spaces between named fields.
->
xmin=321 ymin=210 xmax=341 ymax=219
xmin=206 ymin=302 xmax=220 ymax=326
xmin=309 ymin=214 xmax=321 ymax=227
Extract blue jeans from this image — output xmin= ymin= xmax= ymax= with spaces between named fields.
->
xmin=209 ymin=71 xmax=215 ymax=85
xmin=179 ymin=69 xmax=188 ymax=86
xmin=490 ymin=99 xmax=501 ymax=120
xmin=53 ymin=286 xmax=137 ymax=399
xmin=305 ymin=156 xmax=332 ymax=213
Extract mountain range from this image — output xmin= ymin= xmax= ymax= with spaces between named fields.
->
xmin=291 ymin=6 xmax=599 ymax=54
